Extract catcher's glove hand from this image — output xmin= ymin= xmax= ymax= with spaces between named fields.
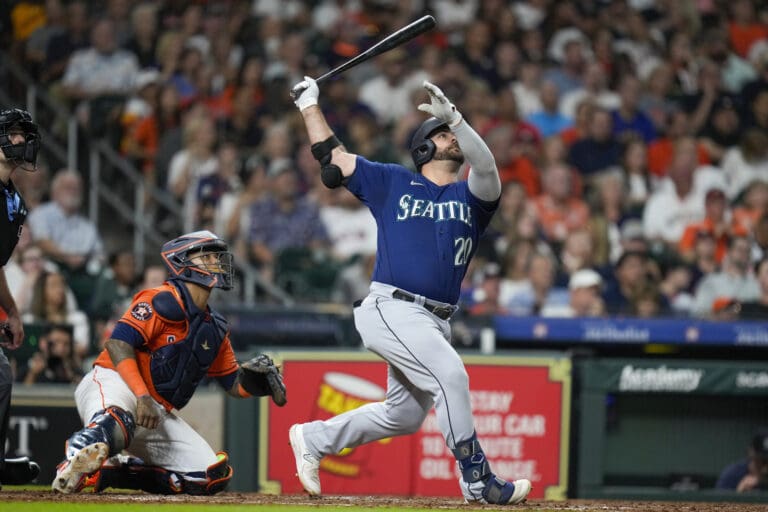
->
xmin=241 ymin=354 xmax=287 ymax=406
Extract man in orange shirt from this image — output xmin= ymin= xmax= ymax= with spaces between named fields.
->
xmin=52 ymin=231 xmax=286 ymax=495
xmin=679 ymin=188 xmax=747 ymax=263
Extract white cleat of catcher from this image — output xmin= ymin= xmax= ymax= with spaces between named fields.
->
xmin=289 ymin=423 xmax=321 ymax=496
xmin=51 ymin=442 xmax=109 ymax=493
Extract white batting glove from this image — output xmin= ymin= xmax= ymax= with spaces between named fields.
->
xmin=417 ymin=81 xmax=462 ymax=128
xmin=292 ymin=76 xmax=319 ymax=111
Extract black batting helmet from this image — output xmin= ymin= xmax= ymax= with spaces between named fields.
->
xmin=410 ymin=117 xmax=448 ymax=170
xmin=161 ymin=230 xmax=234 ymax=290
xmin=0 ymin=108 xmax=40 ymax=167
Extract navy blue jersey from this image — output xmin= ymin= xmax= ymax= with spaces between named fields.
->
xmin=346 ymin=156 xmax=498 ymax=304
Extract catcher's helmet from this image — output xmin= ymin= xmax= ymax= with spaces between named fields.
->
xmin=0 ymin=108 xmax=40 ymax=167
xmin=161 ymin=230 xmax=234 ymax=290
xmin=410 ymin=117 xmax=448 ymax=170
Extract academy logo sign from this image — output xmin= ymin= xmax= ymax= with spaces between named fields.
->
xmin=618 ymin=365 xmax=703 ymax=392
xmin=736 ymin=371 xmax=768 ymax=389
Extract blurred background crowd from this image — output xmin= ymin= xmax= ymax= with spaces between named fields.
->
xmin=2 ymin=0 xmax=768 ymax=381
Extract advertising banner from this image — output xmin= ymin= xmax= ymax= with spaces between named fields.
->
xmin=260 ymin=352 xmax=570 ymax=500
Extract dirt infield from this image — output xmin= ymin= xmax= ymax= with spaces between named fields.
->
xmin=1 ymin=491 xmax=768 ymax=511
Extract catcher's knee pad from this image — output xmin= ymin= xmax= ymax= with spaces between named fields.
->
xmin=184 ymin=452 xmax=233 ymax=495
xmin=67 ymin=407 xmax=136 ymax=459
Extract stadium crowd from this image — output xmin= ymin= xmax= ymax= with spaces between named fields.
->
xmin=2 ymin=0 xmax=768 ymax=376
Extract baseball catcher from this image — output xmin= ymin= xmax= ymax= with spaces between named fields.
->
xmin=52 ymin=230 xmax=286 ymax=495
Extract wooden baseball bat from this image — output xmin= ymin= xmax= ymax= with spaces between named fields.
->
xmin=290 ymin=15 xmax=436 ymax=99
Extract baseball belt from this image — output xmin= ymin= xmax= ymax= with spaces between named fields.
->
xmin=392 ymin=290 xmax=455 ymax=320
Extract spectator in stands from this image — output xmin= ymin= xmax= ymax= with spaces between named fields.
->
xmin=467 ymin=263 xmax=509 ymax=317
xmin=727 ymin=0 xmax=768 ymax=59
xmin=646 ymin=109 xmax=710 ymax=179
xmin=40 ymin=0 xmax=89 ymax=85
xmin=119 ymin=69 xmax=161 ymax=154
xmin=691 ymin=68 xmax=742 ymax=164
xmin=543 ymin=28 xmax=588 ymax=97
xmin=89 ymin=248 xmax=137 ymax=323
xmin=558 ymin=229 xmax=596 ymax=284
xmin=658 ymin=259 xmax=695 ymax=317
xmin=124 ymin=2 xmax=159 ymax=69
xmin=560 ymin=61 xmax=620 ymax=121
xmin=542 ymin=268 xmax=605 ymax=318
xmin=559 ymin=99 xmax=593 ymax=147
xmin=246 ymin=158 xmax=330 ymax=284
xmin=716 ymin=430 xmax=768 ymax=492
xmin=587 ymin=168 xmax=633 ymax=266
xmin=23 ymin=0 xmax=66 ymax=81
xmin=526 ymin=80 xmax=572 ymax=138
xmin=10 ymin=155 xmax=49 ymax=211
xmin=19 ymin=323 xmax=82 ymax=385
xmin=502 ymin=250 xmax=568 ymax=316
xmin=487 ymin=181 xmax=529 ymax=257
xmin=602 ymin=250 xmax=652 ymax=316
xmin=678 ymin=188 xmax=748 ymax=264
xmin=512 ymin=60 xmax=543 ymax=118
xmin=8 ymin=242 xmax=55 ymax=315
xmin=611 ymin=75 xmax=657 ymax=144
xmin=319 ymin=187 xmax=376 ymax=264
xmin=167 ymin=111 xmax=219 ymax=233
xmin=692 ymin=235 xmax=760 ymax=317
xmin=137 ymin=264 xmax=166 ymax=291
xmin=567 ymin=108 xmax=622 ymax=176
xmin=721 ymin=129 xmax=768 ymax=201
xmin=358 ymin=48 xmax=428 ymax=126
xmin=22 ymin=270 xmax=90 ymax=358
xmin=750 ymin=213 xmax=768 ymax=264
xmin=27 ymin=169 xmax=105 ymax=307
xmin=124 ymin=82 xmax=182 ymax=182
xmin=530 ymin=163 xmax=590 ymax=245
xmin=699 ymin=26 xmax=756 ymax=95
xmin=642 ymin=138 xmax=719 ymax=249
xmin=739 ymin=258 xmax=768 ymax=320
xmin=195 ymin=141 xmax=242 ymax=232
xmin=484 ymin=87 xmax=542 ymax=165
xmin=733 ymin=181 xmax=768 ymax=236
xmin=484 ymin=122 xmax=539 ymax=196
xmin=638 ymin=62 xmax=678 ymax=132
xmin=60 ymin=19 xmax=139 ymax=132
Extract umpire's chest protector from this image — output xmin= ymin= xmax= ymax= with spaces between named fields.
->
xmin=146 ymin=284 xmax=228 ymax=409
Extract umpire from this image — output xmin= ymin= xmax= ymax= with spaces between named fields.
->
xmin=0 ymin=108 xmax=41 ymax=487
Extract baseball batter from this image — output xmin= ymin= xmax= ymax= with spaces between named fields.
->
xmin=52 ymin=230 xmax=286 ymax=495
xmin=288 ymin=77 xmax=531 ymax=505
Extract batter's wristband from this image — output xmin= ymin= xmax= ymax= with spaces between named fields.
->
xmin=311 ymin=135 xmax=341 ymax=165
xmin=116 ymin=359 xmax=150 ymax=397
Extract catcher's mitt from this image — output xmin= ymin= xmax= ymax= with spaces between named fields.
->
xmin=241 ymin=354 xmax=287 ymax=406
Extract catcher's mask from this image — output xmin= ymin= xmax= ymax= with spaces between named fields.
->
xmin=0 ymin=108 xmax=41 ymax=170
xmin=161 ymin=230 xmax=234 ymax=290
xmin=410 ymin=116 xmax=449 ymax=171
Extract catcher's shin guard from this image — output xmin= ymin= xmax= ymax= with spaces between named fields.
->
xmin=95 ymin=452 xmax=232 ymax=495
xmin=453 ymin=432 xmax=531 ymax=505
xmin=67 ymin=407 xmax=136 ymax=459
xmin=53 ymin=407 xmax=136 ymax=493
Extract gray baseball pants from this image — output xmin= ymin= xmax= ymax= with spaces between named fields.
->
xmin=301 ymin=282 xmax=474 ymax=458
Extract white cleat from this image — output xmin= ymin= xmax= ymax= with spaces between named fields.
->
xmin=508 ymin=478 xmax=532 ymax=504
xmin=288 ymin=423 xmax=321 ymax=496
xmin=51 ymin=442 xmax=109 ymax=494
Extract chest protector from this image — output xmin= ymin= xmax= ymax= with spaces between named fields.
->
xmin=147 ymin=282 xmax=228 ymax=409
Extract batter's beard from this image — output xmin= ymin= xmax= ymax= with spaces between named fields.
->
xmin=433 ymin=146 xmax=465 ymax=167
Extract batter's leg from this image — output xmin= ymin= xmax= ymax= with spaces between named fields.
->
xmin=290 ymin=364 xmax=432 ymax=495
xmin=357 ymin=297 xmax=475 ymax=448
xmin=301 ymin=364 xmax=432 ymax=456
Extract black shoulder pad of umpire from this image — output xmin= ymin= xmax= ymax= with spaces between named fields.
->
xmin=151 ymin=291 xmax=186 ymax=322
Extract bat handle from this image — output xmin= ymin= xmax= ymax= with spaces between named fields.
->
xmin=289 ymin=83 xmax=307 ymax=101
